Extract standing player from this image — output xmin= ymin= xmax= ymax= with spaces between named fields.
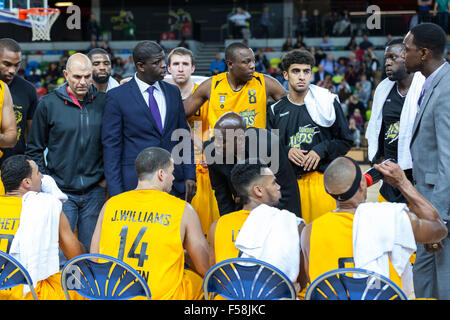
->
xmin=166 ymin=47 xmax=220 ymax=237
xmin=366 ymin=39 xmax=425 ymax=203
xmin=268 ymin=49 xmax=353 ymax=224
xmin=87 ymin=48 xmax=120 ymax=92
xmin=183 ymin=42 xmax=286 ymax=130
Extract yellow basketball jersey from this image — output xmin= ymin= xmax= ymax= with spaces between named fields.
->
xmin=99 ymin=189 xmax=191 ymax=300
xmin=309 ymin=211 xmax=402 ymax=287
xmin=214 ymin=210 xmax=250 ymax=263
xmin=0 ymin=81 xmax=5 ymax=195
xmin=0 ymin=196 xmax=21 ymax=252
xmin=208 ymin=72 xmax=267 ymax=130
xmin=188 ymin=83 xmax=210 ymax=164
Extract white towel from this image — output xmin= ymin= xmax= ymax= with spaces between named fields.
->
xmin=303 ymin=84 xmax=337 ymax=128
xmin=235 ymin=204 xmax=304 ymax=283
xmin=353 ymin=202 xmax=416 ymax=298
xmin=41 ymin=175 xmax=68 ymax=203
xmin=366 ymin=72 xmax=425 ymax=169
xmin=9 ymin=191 xmax=61 ymax=296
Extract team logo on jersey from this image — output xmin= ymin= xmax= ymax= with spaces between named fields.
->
xmin=385 ymin=121 xmax=399 ymax=144
xmin=289 ymin=124 xmax=320 ymax=148
xmin=240 ymin=109 xmax=258 ymax=126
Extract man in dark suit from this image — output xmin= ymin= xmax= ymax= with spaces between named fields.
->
xmin=312 ymin=64 xmax=331 ymax=85
xmin=102 ymin=41 xmax=196 ymax=201
xmin=404 ymin=22 xmax=450 ymax=300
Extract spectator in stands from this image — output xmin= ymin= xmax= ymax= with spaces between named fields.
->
xmin=177 ymin=37 xmax=190 ymax=49
xmin=354 ymin=74 xmax=372 ymax=107
xmin=112 ymin=57 xmax=125 ymax=78
xmin=332 ymin=12 xmax=352 ymax=36
xmin=229 ymin=7 xmax=251 ymax=39
xmin=86 ymin=12 xmax=101 ymax=41
xmin=418 ymin=0 xmax=433 ymax=23
xmin=323 ymin=11 xmax=338 ymax=36
xmin=87 ymin=40 xmax=97 ymax=52
xmin=350 ymin=108 xmax=364 ymax=132
xmin=319 ymin=36 xmax=334 ymax=51
xmin=294 ymin=34 xmax=307 ymax=50
xmin=259 ymin=5 xmax=270 ymax=39
xmin=337 ymin=80 xmax=351 ymax=116
xmin=385 ymin=34 xmax=393 ymax=46
xmin=87 ymin=48 xmax=119 ymax=92
xmin=27 ymin=53 xmax=107 ymax=268
xmin=320 ymin=54 xmax=337 ymax=76
xmin=44 ymin=62 xmax=61 ymax=89
xmin=314 ymin=47 xmax=326 ymax=67
xmin=295 ymin=9 xmax=309 ymax=37
xmin=100 ymin=40 xmax=114 ymax=60
xmin=310 ymin=9 xmax=322 ymax=37
xmin=336 ymin=57 xmax=348 ymax=74
xmin=209 ymin=53 xmax=226 ymax=76
xmin=0 ymin=155 xmax=86 ymax=300
xmin=363 ymin=48 xmax=380 ymax=84
xmin=282 ymin=37 xmax=294 ymax=52
xmin=346 ymin=94 xmax=366 ymax=122
xmin=359 ymin=34 xmax=374 ymax=51
xmin=312 ymin=63 xmax=331 ymax=85
xmin=317 ymin=73 xmax=333 ymax=89
xmin=347 ymin=52 xmax=361 ymax=73
xmin=90 ymin=147 xmax=209 ymax=300
xmin=345 ymin=36 xmax=358 ymax=51
xmin=433 ymin=0 xmax=450 ymax=33
xmin=122 ymin=55 xmax=135 ymax=78
xmin=348 ymin=117 xmax=361 ymax=148
xmin=255 ymin=48 xmax=269 ymax=73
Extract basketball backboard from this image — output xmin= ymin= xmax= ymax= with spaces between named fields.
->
xmin=0 ymin=0 xmax=48 ymax=27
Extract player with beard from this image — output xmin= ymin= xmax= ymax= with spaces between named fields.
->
xmin=366 ymin=39 xmax=425 ymax=203
xmin=87 ymin=48 xmax=119 ymax=92
xmin=166 ymin=47 xmax=220 ymax=238
xmin=268 ymin=49 xmax=353 ymax=224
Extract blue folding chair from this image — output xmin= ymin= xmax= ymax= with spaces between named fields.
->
xmin=203 ymin=258 xmax=297 ymax=300
xmin=60 ymin=253 xmax=151 ymax=300
xmin=0 ymin=250 xmax=38 ymax=300
xmin=305 ymin=268 xmax=408 ymax=300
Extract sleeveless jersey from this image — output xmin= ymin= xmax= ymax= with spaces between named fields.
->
xmin=309 ymin=211 xmax=402 ymax=287
xmin=0 ymin=81 xmax=5 ymax=195
xmin=188 ymin=83 xmax=210 ymax=166
xmin=0 ymin=196 xmax=22 ymax=252
xmin=214 ymin=209 xmax=250 ymax=263
xmin=99 ymin=189 xmax=189 ymax=300
xmin=208 ymin=72 xmax=267 ymax=130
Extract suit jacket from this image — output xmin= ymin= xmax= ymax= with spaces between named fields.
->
xmin=410 ymin=62 xmax=450 ymax=224
xmin=313 ymin=70 xmax=331 ymax=85
xmin=102 ymin=77 xmax=195 ymax=197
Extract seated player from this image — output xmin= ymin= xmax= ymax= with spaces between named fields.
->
xmin=301 ymin=157 xmax=447 ymax=289
xmin=90 ymin=147 xmax=209 ymax=300
xmin=209 ymin=161 xmax=307 ymax=293
xmin=0 ymin=155 xmax=85 ymax=300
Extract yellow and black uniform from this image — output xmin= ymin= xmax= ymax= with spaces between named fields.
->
xmin=208 ymin=72 xmax=267 ymax=130
xmin=213 ymin=209 xmax=250 ymax=263
xmin=0 ymin=196 xmax=84 ymax=300
xmin=98 ymin=189 xmax=203 ymax=300
xmin=268 ymin=96 xmax=353 ymax=224
xmin=187 ymin=84 xmax=220 ymax=238
xmin=309 ymin=211 xmax=403 ymax=288
xmin=0 ymin=81 xmax=4 ymax=195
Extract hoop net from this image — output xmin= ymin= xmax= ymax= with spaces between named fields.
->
xmin=22 ymin=8 xmax=60 ymax=41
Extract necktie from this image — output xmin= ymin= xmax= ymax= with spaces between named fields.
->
xmin=147 ymin=86 xmax=163 ymax=134
xmin=417 ymin=88 xmax=425 ymax=108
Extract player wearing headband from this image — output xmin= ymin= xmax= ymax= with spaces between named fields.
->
xmin=300 ymin=157 xmax=447 ymax=287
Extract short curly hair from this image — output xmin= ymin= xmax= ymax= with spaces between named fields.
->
xmin=280 ymin=49 xmax=315 ymax=72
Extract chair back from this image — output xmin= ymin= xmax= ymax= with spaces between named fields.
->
xmin=0 ymin=250 xmax=38 ymax=300
xmin=203 ymin=258 xmax=296 ymax=300
xmin=60 ymin=253 xmax=151 ymax=300
xmin=305 ymin=268 xmax=407 ymax=300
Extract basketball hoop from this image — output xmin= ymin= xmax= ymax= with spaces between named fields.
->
xmin=19 ymin=8 xmax=60 ymax=41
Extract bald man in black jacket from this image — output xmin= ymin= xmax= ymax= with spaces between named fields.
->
xmin=204 ymin=112 xmax=301 ymax=217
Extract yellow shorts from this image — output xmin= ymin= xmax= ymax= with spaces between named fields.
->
xmin=297 ymin=171 xmax=337 ymax=225
xmin=190 ymin=165 xmax=220 ymax=239
xmin=0 ymin=271 xmax=86 ymax=300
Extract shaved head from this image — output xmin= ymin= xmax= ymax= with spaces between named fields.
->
xmin=214 ymin=111 xmax=247 ymax=131
xmin=66 ymin=53 xmax=92 ymax=73
xmin=324 ymin=157 xmax=360 ymax=195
